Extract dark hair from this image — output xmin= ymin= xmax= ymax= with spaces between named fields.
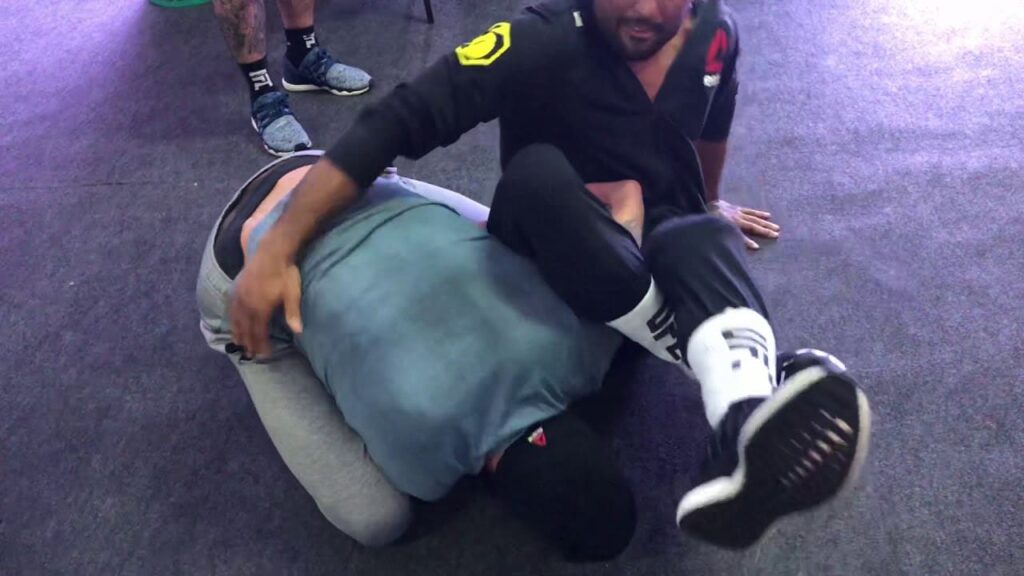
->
xmin=489 ymin=411 xmax=637 ymax=561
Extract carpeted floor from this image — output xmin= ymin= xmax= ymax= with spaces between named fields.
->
xmin=2 ymin=1 xmax=1022 ymax=574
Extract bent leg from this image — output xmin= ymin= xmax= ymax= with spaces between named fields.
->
xmin=487 ymin=143 xmax=650 ymax=323
xmin=232 ymin=353 xmax=411 ymax=547
xmin=643 ymin=214 xmax=774 ymax=425
xmin=641 ymin=216 xmax=871 ymax=549
xmin=198 ymin=222 xmax=410 ymax=547
xmin=643 ymin=214 xmax=769 ymax=345
xmin=486 ymin=143 xmax=685 ymax=362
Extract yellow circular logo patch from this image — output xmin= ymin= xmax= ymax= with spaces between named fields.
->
xmin=455 ymin=22 xmax=511 ymax=66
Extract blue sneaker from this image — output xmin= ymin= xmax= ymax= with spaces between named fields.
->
xmin=251 ymin=91 xmax=312 ymax=157
xmin=282 ymin=47 xmax=372 ymax=96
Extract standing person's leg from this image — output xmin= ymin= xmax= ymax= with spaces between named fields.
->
xmin=276 ymin=0 xmax=373 ymax=96
xmin=197 ymin=197 xmax=410 ymax=547
xmin=487 ymin=143 xmax=683 ymax=363
xmin=213 ymin=0 xmax=311 ymax=156
xmin=276 ymin=0 xmax=313 ymax=28
xmin=642 ymin=214 xmax=871 ymax=548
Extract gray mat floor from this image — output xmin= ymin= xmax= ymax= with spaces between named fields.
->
xmin=2 ymin=1 xmax=1022 ymax=574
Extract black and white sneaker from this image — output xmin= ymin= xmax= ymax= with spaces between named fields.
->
xmin=675 ymin=349 xmax=871 ymax=548
xmin=776 ymin=348 xmax=848 ymax=388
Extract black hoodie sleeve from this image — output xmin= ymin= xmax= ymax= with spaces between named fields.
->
xmin=699 ymin=11 xmax=740 ymax=142
xmin=326 ymin=11 xmax=571 ymax=188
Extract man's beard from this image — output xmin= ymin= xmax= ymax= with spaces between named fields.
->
xmin=600 ymin=1 xmax=691 ymax=61
xmin=612 ymin=25 xmax=674 ymax=60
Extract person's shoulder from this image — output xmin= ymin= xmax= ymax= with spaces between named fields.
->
xmin=692 ymin=0 xmax=741 ymax=70
xmin=447 ymin=0 xmax=586 ymax=73
xmin=522 ymin=0 xmax=583 ymax=20
xmin=696 ymin=0 xmax=740 ymax=41
xmin=511 ymin=0 xmax=589 ymax=47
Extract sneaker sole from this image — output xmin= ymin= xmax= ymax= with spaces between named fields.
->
xmin=251 ymin=118 xmax=311 ymax=158
xmin=675 ymin=365 xmax=872 ymax=548
xmin=281 ymin=79 xmax=371 ymax=97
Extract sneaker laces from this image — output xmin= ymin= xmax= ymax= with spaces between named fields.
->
xmin=301 ymin=47 xmax=337 ymax=87
xmin=252 ymin=92 xmax=294 ymax=132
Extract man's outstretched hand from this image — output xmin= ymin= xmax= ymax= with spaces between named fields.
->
xmin=708 ymin=199 xmax=780 ymax=250
xmin=229 ymin=243 xmax=304 ymax=359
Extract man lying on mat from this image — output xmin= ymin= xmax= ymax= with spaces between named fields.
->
xmin=198 ymin=152 xmax=638 ymax=561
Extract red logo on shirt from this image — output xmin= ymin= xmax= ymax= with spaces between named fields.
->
xmin=705 ymin=28 xmax=728 ymax=75
xmin=528 ymin=427 xmax=547 ymax=447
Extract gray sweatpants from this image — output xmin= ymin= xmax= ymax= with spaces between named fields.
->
xmin=195 ymin=151 xmax=489 ymax=546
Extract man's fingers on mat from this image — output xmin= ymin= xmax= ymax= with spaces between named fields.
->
xmin=739 ymin=217 xmax=780 ymax=239
xmin=740 ymin=213 xmax=780 ymax=233
xmin=744 ymin=236 xmax=760 ymax=250
xmin=741 ymin=207 xmax=772 ymax=220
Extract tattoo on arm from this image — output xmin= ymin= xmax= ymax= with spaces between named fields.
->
xmin=213 ymin=0 xmax=267 ymax=62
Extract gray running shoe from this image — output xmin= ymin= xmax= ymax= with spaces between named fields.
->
xmin=282 ymin=47 xmax=372 ymax=96
xmin=251 ymin=91 xmax=312 ymax=157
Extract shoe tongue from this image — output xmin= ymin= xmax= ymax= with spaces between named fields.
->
xmin=305 ymin=47 xmax=332 ymax=73
xmin=256 ymin=91 xmax=286 ymax=108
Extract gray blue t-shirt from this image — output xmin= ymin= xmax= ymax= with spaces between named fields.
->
xmin=250 ymin=177 xmax=621 ymax=500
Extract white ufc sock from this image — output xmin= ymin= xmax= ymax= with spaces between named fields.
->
xmin=687 ymin=307 xmax=776 ymax=428
xmin=606 ymin=279 xmax=683 ymax=364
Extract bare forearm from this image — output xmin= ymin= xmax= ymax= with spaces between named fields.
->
xmin=261 ymin=159 xmax=361 ymax=260
xmin=212 ymin=0 xmax=266 ymax=63
xmin=695 ymin=140 xmax=728 ymax=204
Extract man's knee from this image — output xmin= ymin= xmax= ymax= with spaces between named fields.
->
xmin=504 ymin=143 xmax=573 ymax=181
xmin=317 ymin=491 xmax=412 ymax=547
xmin=496 ymin=143 xmax=580 ymax=210
xmin=645 ymin=213 xmax=741 ymax=261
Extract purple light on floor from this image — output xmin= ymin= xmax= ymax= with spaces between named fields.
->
xmin=868 ymin=0 xmax=1024 ymax=78
xmin=886 ymin=0 xmax=1024 ymax=39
